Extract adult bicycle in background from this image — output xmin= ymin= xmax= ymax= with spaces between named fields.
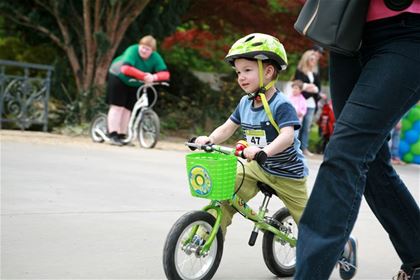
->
xmin=90 ymin=81 xmax=168 ymax=148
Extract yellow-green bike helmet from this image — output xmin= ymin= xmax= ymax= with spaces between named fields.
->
xmin=225 ymin=33 xmax=288 ymax=71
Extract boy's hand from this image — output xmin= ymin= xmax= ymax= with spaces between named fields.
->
xmin=195 ymin=136 xmax=212 ymax=145
xmin=243 ymin=146 xmax=262 ymax=161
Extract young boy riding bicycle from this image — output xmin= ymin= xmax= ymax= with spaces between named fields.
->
xmin=195 ymin=33 xmax=308 ymax=234
xmin=195 ymin=33 xmax=358 ymax=280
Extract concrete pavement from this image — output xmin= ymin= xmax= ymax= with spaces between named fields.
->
xmin=1 ymin=130 xmax=419 ymax=279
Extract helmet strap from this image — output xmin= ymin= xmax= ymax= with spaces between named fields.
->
xmin=257 ymin=60 xmax=277 ymax=96
xmin=256 ymin=60 xmax=281 ymax=134
xmin=247 ymin=60 xmax=278 ymax=100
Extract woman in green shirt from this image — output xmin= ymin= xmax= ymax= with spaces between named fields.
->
xmin=106 ymin=35 xmax=170 ymax=145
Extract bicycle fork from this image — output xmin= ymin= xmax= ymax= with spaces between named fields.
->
xmin=182 ymin=201 xmax=223 ymax=257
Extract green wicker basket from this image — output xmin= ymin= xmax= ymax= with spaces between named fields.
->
xmin=186 ymin=152 xmax=237 ymax=200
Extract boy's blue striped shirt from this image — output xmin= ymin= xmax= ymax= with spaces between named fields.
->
xmin=230 ymin=91 xmax=308 ymax=178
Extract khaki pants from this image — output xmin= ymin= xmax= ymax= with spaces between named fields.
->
xmin=212 ymin=160 xmax=308 ymax=236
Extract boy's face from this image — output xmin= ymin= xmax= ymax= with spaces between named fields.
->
xmin=234 ymin=58 xmax=260 ymax=94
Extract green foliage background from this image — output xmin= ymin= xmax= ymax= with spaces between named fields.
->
xmin=0 ymin=1 xmax=325 ymax=150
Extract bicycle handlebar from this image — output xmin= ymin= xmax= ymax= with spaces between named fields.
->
xmin=148 ymin=81 xmax=170 ymax=87
xmin=133 ymin=81 xmax=170 ymax=108
xmin=185 ymin=138 xmax=267 ymax=165
xmin=127 ymin=79 xmax=170 ymax=87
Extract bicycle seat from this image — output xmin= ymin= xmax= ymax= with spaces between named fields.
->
xmin=257 ymin=182 xmax=277 ymax=198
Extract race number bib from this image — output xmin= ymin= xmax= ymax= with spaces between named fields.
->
xmin=245 ymin=129 xmax=267 ymax=148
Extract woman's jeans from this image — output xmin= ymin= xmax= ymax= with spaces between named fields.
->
xmin=295 ymin=13 xmax=420 ymax=279
xmin=299 ymin=107 xmax=315 ymax=150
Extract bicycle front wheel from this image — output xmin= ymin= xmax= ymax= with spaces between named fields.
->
xmin=262 ymin=207 xmax=298 ymax=277
xmin=138 ymin=109 xmax=159 ymax=148
xmin=90 ymin=113 xmax=107 ymax=143
xmin=163 ymin=211 xmax=224 ymax=280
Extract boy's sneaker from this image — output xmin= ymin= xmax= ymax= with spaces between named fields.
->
xmin=338 ymin=236 xmax=358 ymax=280
xmin=393 ymin=266 xmax=420 ymax=280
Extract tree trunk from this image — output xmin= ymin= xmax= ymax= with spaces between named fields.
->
xmin=7 ymin=0 xmax=151 ymax=121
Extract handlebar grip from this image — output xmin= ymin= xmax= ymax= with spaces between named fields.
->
xmin=186 ymin=137 xmax=213 ymax=152
xmin=254 ymin=151 xmax=268 ymax=165
xmin=238 ymin=150 xmax=267 ymax=164
xmin=187 ymin=137 xmax=197 ymax=151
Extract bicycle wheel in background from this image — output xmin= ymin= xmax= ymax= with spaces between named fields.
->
xmin=262 ymin=207 xmax=298 ymax=277
xmin=138 ymin=109 xmax=160 ymax=148
xmin=163 ymin=211 xmax=224 ymax=280
xmin=90 ymin=113 xmax=108 ymax=143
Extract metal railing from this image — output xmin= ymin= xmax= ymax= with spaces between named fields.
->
xmin=0 ymin=59 xmax=54 ymax=131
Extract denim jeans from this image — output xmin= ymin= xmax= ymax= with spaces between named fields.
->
xmin=295 ymin=13 xmax=420 ymax=279
xmin=299 ymin=107 xmax=315 ymax=150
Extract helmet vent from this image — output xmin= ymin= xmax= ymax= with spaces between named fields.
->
xmin=254 ymin=54 xmax=269 ymax=60
xmin=252 ymin=42 xmax=263 ymax=47
xmin=244 ymin=35 xmax=255 ymax=42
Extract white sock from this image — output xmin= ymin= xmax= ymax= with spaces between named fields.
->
xmin=342 ymin=240 xmax=351 ymax=259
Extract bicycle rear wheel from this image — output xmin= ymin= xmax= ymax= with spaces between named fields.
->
xmin=163 ymin=211 xmax=224 ymax=280
xmin=90 ymin=113 xmax=107 ymax=143
xmin=137 ymin=109 xmax=159 ymax=148
xmin=262 ymin=207 xmax=298 ymax=277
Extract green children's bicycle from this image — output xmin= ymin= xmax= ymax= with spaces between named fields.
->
xmin=162 ymin=140 xmax=299 ymax=280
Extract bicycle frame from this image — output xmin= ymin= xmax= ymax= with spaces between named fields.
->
xmin=123 ymin=82 xmax=168 ymax=144
xmin=122 ymin=92 xmax=149 ymax=144
xmin=184 ymin=143 xmax=297 ymax=256
xmin=191 ymin=197 xmax=297 ymax=255
xmin=94 ymin=82 xmax=168 ymax=143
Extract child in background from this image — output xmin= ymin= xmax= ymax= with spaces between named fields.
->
xmin=288 ymin=80 xmax=307 ymax=123
xmin=317 ymin=99 xmax=336 ymax=153
xmin=389 ymin=120 xmax=405 ymax=165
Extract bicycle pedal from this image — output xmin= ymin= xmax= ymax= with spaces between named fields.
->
xmin=248 ymin=231 xmax=258 ymax=246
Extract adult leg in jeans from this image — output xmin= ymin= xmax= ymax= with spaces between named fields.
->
xmin=365 ymin=142 xmax=420 ymax=266
xmin=329 ymin=52 xmax=420 ymax=269
xmin=295 ymin=41 xmax=420 ymax=279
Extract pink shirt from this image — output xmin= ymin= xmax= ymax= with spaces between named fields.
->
xmin=367 ymin=0 xmax=420 ymax=22
xmin=289 ymin=94 xmax=307 ymax=122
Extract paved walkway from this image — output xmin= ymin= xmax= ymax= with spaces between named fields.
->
xmin=1 ymin=130 xmax=419 ymax=279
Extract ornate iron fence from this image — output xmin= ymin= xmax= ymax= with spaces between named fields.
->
xmin=0 ymin=60 xmax=53 ymax=131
